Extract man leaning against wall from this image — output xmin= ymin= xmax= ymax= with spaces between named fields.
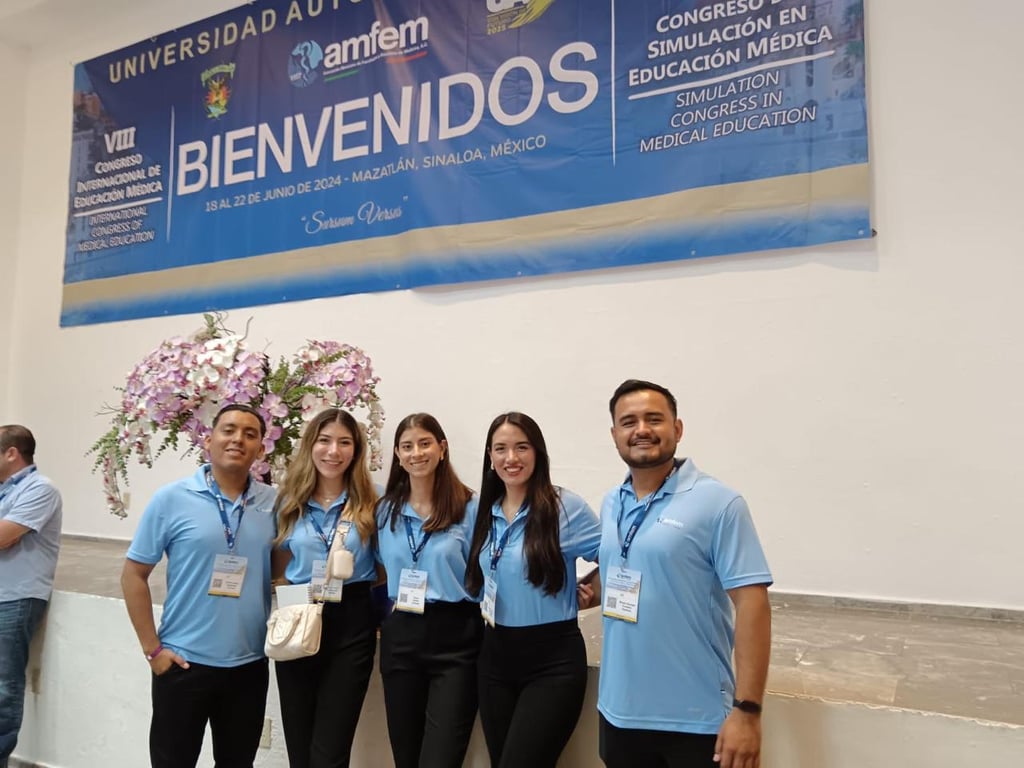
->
xmin=0 ymin=425 xmax=63 ymax=768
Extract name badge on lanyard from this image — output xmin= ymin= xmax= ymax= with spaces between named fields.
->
xmin=210 ymin=553 xmax=248 ymax=597
xmin=481 ymin=576 xmax=498 ymax=627
xmin=396 ymin=516 xmax=431 ymax=613
xmin=311 ymin=560 xmax=344 ymax=603
xmin=602 ymin=567 xmax=642 ymax=622
xmin=308 ymin=505 xmax=346 ymax=603
xmin=397 ymin=569 xmax=427 ymax=613
xmin=205 ymin=469 xmax=249 ymax=598
xmin=602 ymin=462 xmax=680 ymax=623
xmin=480 ymin=511 xmax=518 ymax=627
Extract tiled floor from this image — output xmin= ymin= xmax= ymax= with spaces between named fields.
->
xmin=56 ymin=536 xmax=1024 ymax=726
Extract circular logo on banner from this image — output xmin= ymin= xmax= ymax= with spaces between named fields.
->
xmin=288 ymin=41 xmax=324 ymax=88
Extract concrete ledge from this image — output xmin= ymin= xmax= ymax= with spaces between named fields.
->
xmin=772 ymin=591 xmax=1024 ymax=624
xmin=14 ymin=591 xmax=1024 ymax=767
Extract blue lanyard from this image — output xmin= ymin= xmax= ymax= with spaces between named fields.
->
xmin=617 ymin=460 xmax=682 ymax=561
xmin=205 ymin=469 xmax=249 ymax=552
xmin=404 ymin=515 xmax=432 ymax=566
xmin=489 ymin=503 xmax=526 ymax=572
xmin=0 ymin=465 xmax=36 ymax=503
xmin=306 ymin=496 xmax=348 ymax=555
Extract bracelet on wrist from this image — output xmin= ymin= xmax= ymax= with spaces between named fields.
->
xmin=732 ymin=698 xmax=762 ymax=715
xmin=144 ymin=644 xmax=164 ymax=661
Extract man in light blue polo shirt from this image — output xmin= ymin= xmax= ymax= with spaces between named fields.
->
xmin=121 ymin=404 xmax=277 ymax=768
xmin=0 ymin=425 xmax=62 ymax=768
xmin=598 ymin=380 xmax=772 ymax=768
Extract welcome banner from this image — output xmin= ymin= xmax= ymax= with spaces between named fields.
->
xmin=63 ymin=0 xmax=870 ymax=326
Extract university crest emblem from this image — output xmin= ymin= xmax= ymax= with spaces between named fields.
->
xmin=201 ymin=63 xmax=237 ymax=119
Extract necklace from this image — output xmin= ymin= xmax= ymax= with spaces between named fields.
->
xmin=315 ymin=488 xmax=343 ymax=507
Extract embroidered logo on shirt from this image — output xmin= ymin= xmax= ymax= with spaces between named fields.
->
xmin=656 ymin=516 xmax=686 ymax=530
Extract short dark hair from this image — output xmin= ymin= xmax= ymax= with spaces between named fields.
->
xmin=609 ymin=379 xmax=678 ymax=419
xmin=212 ymin=404 xmax=267 ymax=437
xmin=0 ymin=425 xmax=36 ymax=463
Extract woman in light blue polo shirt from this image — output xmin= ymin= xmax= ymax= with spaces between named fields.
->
xmin=465 ymin=412 xmax=602 ymax=768
xmin=271 ymin=408 xmax=379 ymax=768
xmin=375 ymin=413 xmax=481 ymax=768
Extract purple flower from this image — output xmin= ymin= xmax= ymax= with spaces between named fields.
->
xmin=92 ymin=319 xmax=385 ymax=516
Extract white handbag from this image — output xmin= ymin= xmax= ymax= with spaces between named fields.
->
xmin=265 ymin=602 xmax=323 ymax=661
xmin=327 ymin=522 xmax=355 ymax=581
xmin=265 ymin=515 xmax=352 ymax=661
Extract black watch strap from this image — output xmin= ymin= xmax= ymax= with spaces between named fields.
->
xmin=733 ymin=698 xmax=762 ymax=715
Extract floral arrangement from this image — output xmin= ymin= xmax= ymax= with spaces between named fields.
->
xmin=89 ymin=314 xmax=384 ymax=518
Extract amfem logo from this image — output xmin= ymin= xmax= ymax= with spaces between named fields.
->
xmin=322 ymin=16 xmax=429 ymax=81
xmin=201 ymin=64 xmax=236 ymax=118
xmin=486 ymin=0 xmax=556 ymax=35
xmin=289 ymin=40 xmax=324 ymax=87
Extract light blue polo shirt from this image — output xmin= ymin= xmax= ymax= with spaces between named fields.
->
xmin=597 ymin=459 xmax=772 ymax=735
xmin=376 ymin=498 xmax=479 ymax=604
xmin=280 ymin=494 xmax=377 ymax=584
xmin=480 ymin=488 xmax=600 ymax=627
xmin=0 ymin=466 xmax=63 ymax=602
xmin=127 ymin=465 xmax=277 ymax=667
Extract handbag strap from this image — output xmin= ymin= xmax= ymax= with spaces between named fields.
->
xmin=311 ymin=500 xmax=351 ymax=607
xmin=326 ymin=498 xmax=351 ymax=560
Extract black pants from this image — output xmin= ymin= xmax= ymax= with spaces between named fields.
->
xmin=275 ymin=582 xmax=377 ymax=768
xmin=478 ymin=618 xmax=588 ymax=768
xmin=379 ymin=600 xmax=483 ymax=768
xmin=150 ymin=658 xmax=269 ymax=768
xmin=599 ymin=714 xmax=717 ymax=768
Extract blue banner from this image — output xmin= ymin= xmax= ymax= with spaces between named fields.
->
xmin=63 ymin=0 xmax=869 ymax=326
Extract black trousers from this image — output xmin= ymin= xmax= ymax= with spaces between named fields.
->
xmin=150 ymin=658 xmax=269 ymax=768
xmin=599 ymin=714 xmax=717 ymax=768
xmin=275 ymin=582 xmax=377 ymax=768
xmin=478 ymin=618 xmax=588 ymax=768
xmin=379 ymin=600 xmax=483 ymax=768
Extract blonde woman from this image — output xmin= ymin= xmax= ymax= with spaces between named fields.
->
xmin=271 ymin=408 xmax=379 ymax=768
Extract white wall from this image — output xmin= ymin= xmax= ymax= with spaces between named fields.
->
xmin=5 ymin=1 xmax=1024 ymax=609
xmin=0 ymin=39 xmax=29 ymax=414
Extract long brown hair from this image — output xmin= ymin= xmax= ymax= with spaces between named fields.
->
xmin=466 ymin=412 xmax=565 ymax=597
xmin=381 ymin=413 xmax=472 ymax=533
xmin=274 ymin=408 xmax=378 ymax=545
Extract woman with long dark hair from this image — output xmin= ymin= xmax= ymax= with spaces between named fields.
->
xmin=466 ymin=412 xmax=601 ymax=768
xmin=271 ymin=408 xmax=379 ymax=768
xmin=375 ymin=413 xmax=481 ymax=768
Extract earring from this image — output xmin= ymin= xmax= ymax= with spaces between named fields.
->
xmin=489 ymin=463 xmax=495 ymax=471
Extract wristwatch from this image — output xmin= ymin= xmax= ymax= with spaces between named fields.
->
xmin=733 ymin=698 xmax=762 ymax=715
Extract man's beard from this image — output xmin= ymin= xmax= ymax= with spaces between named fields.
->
xmin=619 ymin=442 xmax=676 ymax=470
